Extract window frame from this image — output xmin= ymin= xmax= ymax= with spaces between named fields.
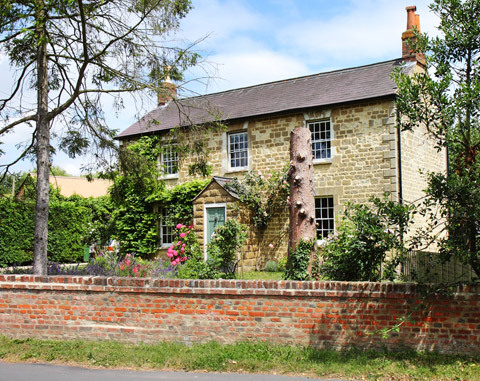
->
xmin=159 ymin=208 xmax=174 ymax=247
xmin=315 ymin=196 xmax=335 ymax=242
xmin=308 ymin=119 xmax=332 ymax=163
xmin=160 ymin=144 xmax=179 ymax=178
xmin=227 ymin=130 xmax=249 ymax=171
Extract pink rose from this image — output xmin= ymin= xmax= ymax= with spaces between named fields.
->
xmin=180 ymin=232 xmax=186 ymax=238
xmin=176 ymin=223 xmax=183 ymax=229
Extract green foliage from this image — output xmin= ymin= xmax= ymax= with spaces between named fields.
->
xmin=320 ymin=195 xmax=414 ymax=282
xmin=150 ymin=179 xmax=209 ymax=226
xmin=47 ymin=200 xmax=90 ymax=263
xmin=394 ymin=0 xmax=480 ymax=278
xmin=207 ymin=220 xmax=247 ymax=278
xmin=0 ymin=192 xmax=113 ymax=267
xmin=110 ymin=138 xmax=164 ymax=257
xmin=174 ymin=220 xmax=247 ymax=279
xmin=284 ymin=239 xmax=315 ymax=281
xmin=225 ymin=168 xmax=289 ymax=231
xmin=0 ymin=198 xmax=35 ymax=266
xmin=2 ymin=336 xmax=480 ymax=380
xmin=277 ymin=256 xmax=287 ymax=272
xmin=417 ymin=170 xmax=480 ymax=279
xmin=264 ymin=260 xmax=279 ymax=272
xmin=111 ymin=135 xmax=208 ymax=258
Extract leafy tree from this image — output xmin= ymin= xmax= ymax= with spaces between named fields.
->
xmin=0 ymin=0 xmax=198 ymax=274
xmin=395 ymin=0 xmax=480 ymax=277
xmin=320 ymin=196 xmax=414 ymax=282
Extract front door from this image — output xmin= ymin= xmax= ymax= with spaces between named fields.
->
xmin=205 ymin=206 xmax=226 ymax=257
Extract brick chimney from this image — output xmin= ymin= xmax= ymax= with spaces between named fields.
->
xmin=402 ymin=6 xmax=425 ymax=66
xmin=157 ymin=74 xmax=177 ymax=107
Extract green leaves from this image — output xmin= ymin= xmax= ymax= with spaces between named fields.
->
xmin=225 ymin=167 xmax=290 ymax=231
xmin=395 ymin=0 xmax=480 ymax=279
xmin=320 ymin=195 xmax=414 ymax=282
xmin=284 ymin=239 xmax=314 ymax=281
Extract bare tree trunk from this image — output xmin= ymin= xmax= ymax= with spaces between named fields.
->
xmin=33 ymin=3 xmax=50 ymax=276
xmin=288 ymin=126 xmax=316 ymax=274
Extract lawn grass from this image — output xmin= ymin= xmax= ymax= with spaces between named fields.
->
xmin=240 ymin=270 xmax=284 ymax=280
xmin=1 ymin=336 xmax=479 ymax=380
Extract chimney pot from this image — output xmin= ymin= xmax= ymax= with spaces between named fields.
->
xmin=402 ymin=5 xmax=425 ymax=66
xmin=157 ymin=73 xmax=177 ymax=107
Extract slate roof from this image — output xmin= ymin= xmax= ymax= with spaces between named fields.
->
xmin=117 ymin=59 xmax=412 ymax=139
xmin=192 ymin=176 xmax=238 ymax=202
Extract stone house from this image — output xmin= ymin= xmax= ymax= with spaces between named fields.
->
xmin=116 ymin=6 xmax=446 ymax=271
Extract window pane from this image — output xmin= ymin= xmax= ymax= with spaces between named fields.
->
xmin=161 ymin=145 xmax=178 ymax=175
xmin=315 ymin=196 xmax=334 ymax=239
xmin=229 ymin=131 xmax=248 ymax=168
xmin=160 ymin=208 xmax=174 ymax=245
xmin=310 ymin=121 xmax=331 ymax=160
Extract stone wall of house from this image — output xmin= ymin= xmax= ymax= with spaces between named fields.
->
xmin=178 ymin=98 xmax=400 ymax=269
xmin=400 ymin=106 xmax=447 ymax=205
xmin=2 ymin=275 xmax=480 ymax=354
xmin=400 ymin=123 xmax=447 ymax=236
xmin=129 ymin=96 xmax=446 ymax=270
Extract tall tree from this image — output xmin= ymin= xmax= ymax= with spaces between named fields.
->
xmin=0 ymin=0 xmax=198 ymax=274
xmin=395 ymin=0 xmax=480 ymax=277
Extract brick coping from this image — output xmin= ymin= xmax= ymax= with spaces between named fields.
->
xmin=0 ymin=274 xmax=478 ymax=297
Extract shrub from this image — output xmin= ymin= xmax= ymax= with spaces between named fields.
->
xmin=321 ymin=195 xmax=414 ymax=281
xmin=284 ymin=239 xmax=314 ymax=281
xmin=207 ymin=220 xmax=247 ymax=278
xmin=264 ymin=260 xmax=279 ymax=272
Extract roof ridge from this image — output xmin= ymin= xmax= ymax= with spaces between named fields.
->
xmin=180 ymin=58 xmax=403 ymax=101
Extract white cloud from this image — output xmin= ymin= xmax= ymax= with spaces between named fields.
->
xmin=276 ymin=1 xmax=439 ymax=67
xmin=206 ymin=50 xmax=309 ymax=92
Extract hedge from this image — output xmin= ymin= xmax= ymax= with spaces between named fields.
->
xmin=0 ymin=197 xmax=94 ymax=267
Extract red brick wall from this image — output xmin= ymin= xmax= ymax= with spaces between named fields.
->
xmin=1 ymin=275 xmax=479 ymax=353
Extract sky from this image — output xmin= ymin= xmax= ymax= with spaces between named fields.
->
xmin=0 ymin=0 xmax=439 ymax=176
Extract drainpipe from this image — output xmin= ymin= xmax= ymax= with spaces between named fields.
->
xmin=396 ymin=108 xmax=403 ymax=204
xmin=396 ymin=107 xmax=405 ymax=277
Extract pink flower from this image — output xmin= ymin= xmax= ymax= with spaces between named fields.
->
xmin=188 ymin=225 xmax=193 ymax=229
xmin=180 ymin=247 xmax=185 ymax=254
xmin=281 ymin=185 xmax=285 ymax=188
xmin=269 ymin=243 xmax=274 ymax=249
xmin=177 ymin=241 xmax=182 ymax=246
xmin=167 ymin=252 xmax=173 ymax=258
xmin=180 ymin=232 xmax=186 ymax=238
xmin=176 ymin=223 xmax=183 ymax=229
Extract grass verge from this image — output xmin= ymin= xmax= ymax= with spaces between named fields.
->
xmin=1 ymin=336 xmax=479 ymax=380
